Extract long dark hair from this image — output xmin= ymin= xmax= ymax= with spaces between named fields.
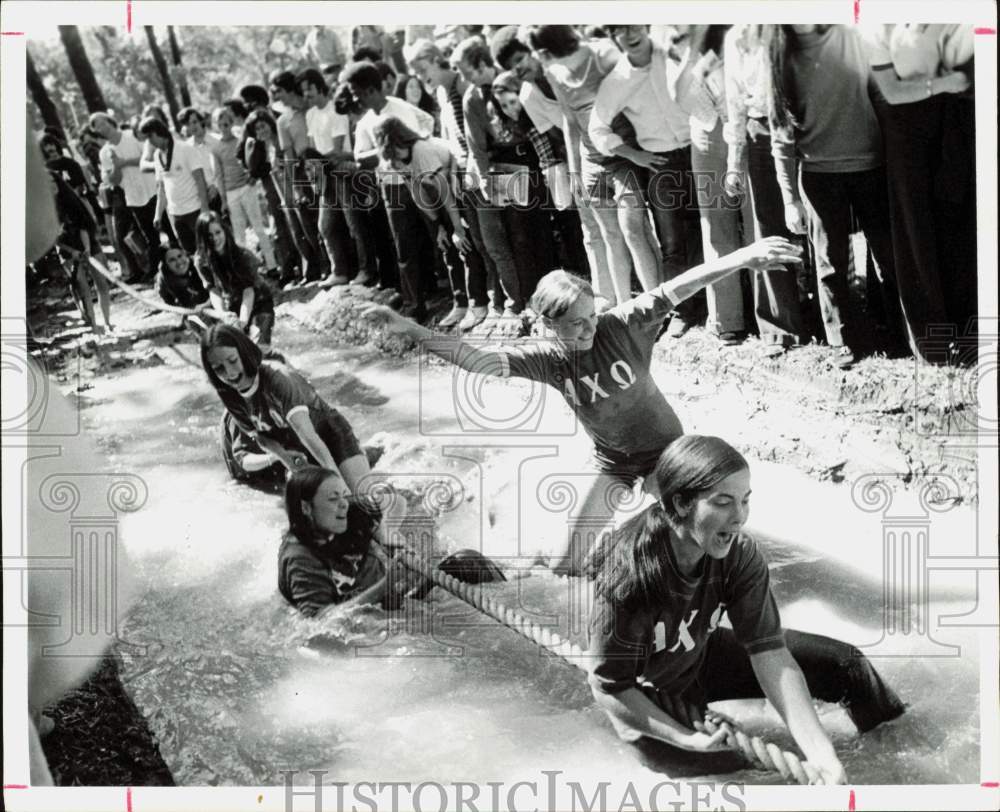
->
xmin=285 ymin=466 xmax=339 ymax=545
xmin=393 ymin=74 xmax=439 ymax=118
xmin=199 ymin=322 xmax=263 ymax=416
xmin=138 ymin=116 xmax=174 ymax=169
xmin=195 ymin=211 xmax=248 ymax=293
xmin=589 ymin=436 xmax=749 ymax=613
xmin=373 ymin=116 xmax=423 ymax=166
xmin=238 ymin=108 xmax=278 ymax=169
xmin=766 ymin=24 xmax=831 ymax=132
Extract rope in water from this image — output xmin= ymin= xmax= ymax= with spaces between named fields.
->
xmin=84 ymin=254 xmax=209 ymax=318
xmin=400 ymin=548 xmax=822 ymax=785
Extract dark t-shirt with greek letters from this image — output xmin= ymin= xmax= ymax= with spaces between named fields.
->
xmin=497 ymin=286 xmax=684 ymax=453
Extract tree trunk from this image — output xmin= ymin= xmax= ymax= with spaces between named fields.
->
xmin=58 ymin=25 xmax=108 ymax=113
xmin=166 ymin=26 xmax=192 ymax=107
xmin=144 ymin=26 xmax=181 ymax=129
xmin=27 ymin=49 xmax=68 ymax=143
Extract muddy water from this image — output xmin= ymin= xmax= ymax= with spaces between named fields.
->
xmin=76 ymin=321 xmax=982 ymax=786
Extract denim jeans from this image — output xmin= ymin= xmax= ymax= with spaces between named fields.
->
xmin=382 ymin=181 xmax=436 ymax=311
xmin=645 ymin=144 xmax=705 ymax=324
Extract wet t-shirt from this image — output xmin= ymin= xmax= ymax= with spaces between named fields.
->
xmin=496 ymin=286 xmax=684 ymax=454
xmin=588 ymin=529 xmax=785 ymax=698
xmin=231 ymin=363 xmax=348 ymax=449
xmin=277 ymin=502 xmax=384 ymax=616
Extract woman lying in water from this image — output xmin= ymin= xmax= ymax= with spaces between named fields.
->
xmin=586 ymin=435 xmax=905 ymax=785
xmin=278 ymin=466 xmax=427 ymax=617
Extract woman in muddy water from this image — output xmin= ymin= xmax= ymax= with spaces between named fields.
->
xmin=361 ymin=236 xmax=802 ymax=575
xmin=278 ymin=466 xmax=429 ymax=617
xmin=200 ymin=323 xmax=375 ymax=494
xmin=194 ymin=211 xmax=276 ymax=350
xmin=586 ymin=435 xmax=905 ymax=784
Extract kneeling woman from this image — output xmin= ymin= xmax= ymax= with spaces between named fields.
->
xmin=201 ymin=324 xmax=373 ymax=492
xmin=279 ymin=466 xmax=424 ymax=616
xmin=587 ymin=435 xmax=905 ymax=785
xmin=195 ymin=211 xmax=276 ymax=350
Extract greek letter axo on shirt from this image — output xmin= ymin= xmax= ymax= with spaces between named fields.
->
xmin=588 ymin=529 xmax=785 ymax=697
xmin=496 ymin=286 xmax=685 ymax=454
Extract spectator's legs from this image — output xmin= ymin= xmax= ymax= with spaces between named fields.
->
xmin=745 ymin=121 xmax=804 ymax=348
xmin=318 ymin=178 xmax=356 ymax=281
xmin=573 ymin=188 xmax=614 ymax=302
xmin=474 ymin=192 xmax=525 ymax=312
xmin=799 ymin=171 xmax=854 ymax=348
xmin=168 ymin=210 xmax=200 ymax=254
xmin=611 ymin=164 xmax=661 ymax=291
xmin=261 ymin=174 xmax=301 ymax=277
xmin=383 ymin=183 xmax=428 ymax=317
xmin=691 ymin=121 xmax=745 ymax=337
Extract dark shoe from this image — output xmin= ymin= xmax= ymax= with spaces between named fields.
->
xmin=715 ymin=331 xmax=746 ymax=346
xmin=763 ymin=343 xmax=787 ymax=359
xmin=664 ymin=318 xmax=695 ymax=339
xmin=400 ymin=304 xmax=428 ymax=324
xmin=385 ymin=292 xmax=405 ymax=311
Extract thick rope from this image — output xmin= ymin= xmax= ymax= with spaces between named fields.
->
xmin=84 ymin=254 xmax=209 ymax=317
xmin=401 ymin=548 xmax=822 ymax=785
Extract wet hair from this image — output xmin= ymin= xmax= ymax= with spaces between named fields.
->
xmin=285 ymin=466 xmax=346 ymax=545
xmin=296 ymin=67 xmax=328 ymax=96
xmin=177 ymin=106 xmax=204 ymax=127
xmin=530 ymin=270 xmax=594 ymax=320
xmin=404 ymin=38 xmax=447 ymax=69
xmin=332 ymin=82 xmax=363 ymax=116
xmin=490 ymin=25 xmax=531 ymax=70
xmin=451 ymin=36 xmax=493 ymax=70
xmin=352 ymin=45 xmax=383 ymax=64
xmin=589 ymin=436 xmax=750 ymax=613
xmin=526 ymin=25 xmax=581 ymax=58
xmin=199 ymin=322 xmax=263 ymax=404
xmin=268 ymin=69 xmax=298 ymax=95
xmin=342 ymin=61 xmax=382 ymax=93
xmin=222 ymin=97 xmax=248 ymax=120
xmin=373 ymin=115 xmax=422 ymax=165
xmin=239 ymin=84 xmax=271 ymax=110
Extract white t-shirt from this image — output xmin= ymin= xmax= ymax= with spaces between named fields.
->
xmin=354 ymin=97 xmax=435 ymax=185
xmin=305 ymin=100 xmax=351 ymax=154
xmin=519 ymin=82 xmax=563 ymax=134
xmin=154 ymin=140 xmax=206 ymax=216
xmin=99 ymin=130 xmax=158 ymax=207
xmin=187 ymin=134 xmax=220 ymax=186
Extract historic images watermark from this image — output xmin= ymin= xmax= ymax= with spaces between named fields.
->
xmin=280 ymin=770 xmax=747 ymax=812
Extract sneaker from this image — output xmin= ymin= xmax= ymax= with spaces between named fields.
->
xmin=835 ymin=346 xmax=856 ymax=370
xmin=438 ymin=305 xmax=468 ymax=328
xmin=458 ymin=305 xmax=489 ymax=331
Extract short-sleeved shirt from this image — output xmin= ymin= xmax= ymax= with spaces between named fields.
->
xmin=99 ymin=130 xmax=158 ymax=207
xmin=153 ymin=140 xmax=207 ymax=216
xmin=306 ymin=101 xmax=351 ymax=154
xmin=496 ymin=287 xmax=684 ymax=454
xmin=402 ymin=137 xmax=456 ymax=208
xmin=232 ymin=363 xmax=353 ymax=451
xmin=354 ymin=97 xmax=435 ymax=184
xmin=520 ymin=81 xmax=564 ymax=135
xmin=277 ymin=503 xmax=384 ymax=617
xmin=588 ymin=530 xmax=785 ymax=698
xmin=187 ymin=134 xmax=220 ymax=186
